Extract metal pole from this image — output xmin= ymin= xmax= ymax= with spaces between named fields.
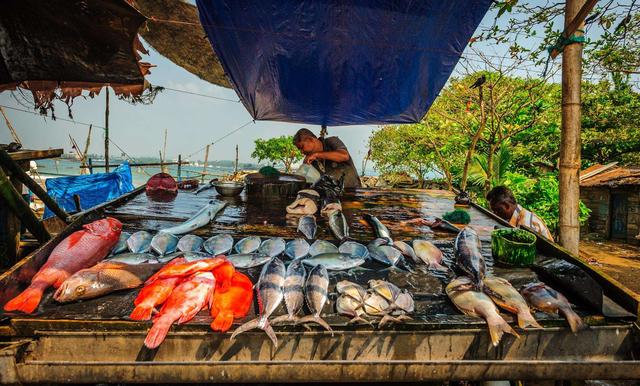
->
xmin=559 ymin=0 xmax=586 ymax=254
xmin=104 ymin=87 xmax=110 ymax=173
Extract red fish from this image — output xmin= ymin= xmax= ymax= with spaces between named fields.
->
xmin=145 ymin=257 xmax=227 ymax=285
xmin=210 ymin=272 xmax=254 ymax=332
xmin=4 ymin=217 xmax=122 ymax=314
xmin=144 ymin=271 xmax=215 ymax=349
xmin=129 ymin=258 xmax=187 ymax=321
xmin=210 ymin=260 xmax=235 ymax=292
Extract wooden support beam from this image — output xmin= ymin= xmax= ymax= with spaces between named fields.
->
xmin=0 ymin=148 xmax=70 ymax=223
xmin=104 ymin=88 xmax=110 ymax=173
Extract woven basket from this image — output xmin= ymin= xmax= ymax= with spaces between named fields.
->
xmin=491 ymin=228 xmax=537 ymax=267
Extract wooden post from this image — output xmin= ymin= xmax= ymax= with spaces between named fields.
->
xmin=177 ymin=154 xmax=182 ymax=181
xmin=162 ymin=128 xmax=168 ymax=174
xmin=234 ymin=145 xmax=239 ymax=175
xmin=0 ymin=106 xmax=22 ymax=144
xmin=159 ymin=150 xmax=164 ymax=174
xmin=88 ymin=158 xmax=93 ymax=174
xmin=559 ymin=0 xmax=586 ymax=254
xmin=201 ymin=144 xmax=210 ymax=183
xmin=104 ymin=87 xmax=110 ymax=173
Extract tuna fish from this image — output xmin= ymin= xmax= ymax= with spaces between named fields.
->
xmin=297 ymin=264 xmax=333 ymax=333
xmin=285 ymin=239 xmax=310 ymax=260
xmin=521 ymin=282 xmax=584 ymax=333
xmin=309 ymin=240 xmax=338 ymax=256
xmin=158 ymin=200 xmax=227 ymax=235
xmin=127 ymin=230 xmax=153 ymax=253
xmin=150 ymin=232 xmax=179 ymax=255
xmin=446 ymin=276 xmax=518 ymax=347
xmin=363 ymin=214 xmax=393 ymax=243
xmin=412 ymin=239 xmax=446 ymax=270
xmin=177 ymin=234 xmax=204 ymax=252
xmin=297 ymin=215 xmax=317 ymax=239
xmin=328 ymin=210 xmax=350 ymax=242
xmin=204 ymin=234 xmax=234 ymax=255
xmin=271 ymin=259 xmax=306 ymax=324
xmin=3 ymin=217 xmax=122 ymax=314
xmin=301 ymin=253 xmax=366 ymax=271
xmin=234 ymin=236 xmax=261 ymax=254
xmin=258 ymin=237 xmax=285 ymax=257
xmin=483 ymin=276 xmax=542 ymax=329
xmin=454 ymin=227 xmax=486 ymax=289
xmin=231 ymin=258 xmax=286 ymax=348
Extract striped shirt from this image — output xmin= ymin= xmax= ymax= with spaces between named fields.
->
xmin=509 ymin=204 xmax=554 ymax=241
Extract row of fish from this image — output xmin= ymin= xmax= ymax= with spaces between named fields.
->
xmin=447 ymin=227 xmax=584 ymax=347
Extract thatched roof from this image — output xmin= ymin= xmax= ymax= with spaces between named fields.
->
xmin=133 ymin=0 xmax=231 ymax=89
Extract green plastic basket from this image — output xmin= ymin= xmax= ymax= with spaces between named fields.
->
xmin=491 ymin=228 xmax=537 ymax=267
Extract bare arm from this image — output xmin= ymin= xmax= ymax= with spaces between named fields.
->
xmin=304 ymin=149 xmax=350 ymax=164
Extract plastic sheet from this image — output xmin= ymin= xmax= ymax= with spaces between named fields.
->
xmin=196 ymin=0 xmax=492 ymax=125
xmin=43 ymin=163 xmax=134 ymax=219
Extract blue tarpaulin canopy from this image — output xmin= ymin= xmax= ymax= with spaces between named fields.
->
xmin=196 ymin=0 xmax=492 ymax=126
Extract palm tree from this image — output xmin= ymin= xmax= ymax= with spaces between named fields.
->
xmin=468 ymin=142 xmax=521 ymax=194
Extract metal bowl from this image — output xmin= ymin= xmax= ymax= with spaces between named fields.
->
xmin=213 ymin=181 xmax=245 ymax=197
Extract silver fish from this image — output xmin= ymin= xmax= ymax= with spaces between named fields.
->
xmin=106 ymin=252 xmax=158 ymax=265
xmin=127 ymin=231 xmax=153 ymax=253
xmin=412 ymin=239 xmax=445 ymax=270
xmin=150 ymin=232 xmax=179 ymax=255
xmin=363 ymin=214 xmax=393 ymax=243
xmin=368 ymin=243 xmax=413 ymax=272
xmin=309 ymin=240 xmax=338 ymax=256
xmin=231 ymin=257 xmax=286 ymax=348
xmin=336 ymin=280 xmax=367 ymax=302
xmin=259 ymin=237 xmax=285 ymax=257
xmin=297 ymin=215 xmax=317 ymax=239
xmin=301 ymin=253 xmax=365 ymax=271
xmin=181 ymin=251 xmax=212 ymax=262
xmin=234 ymin=236 xmax=261 ymax=254
xmin=204 ymin=234 xmax=234 ymax=255
xmin=483 ymin=276 xmax=541 ymax=329
xmin=363 ymin=292 xmax=390 ymax=316
xmin=338 ymin=241 xmax=369 ymax=259
xmin=159 ymin=200 xmax=227 ymax=235
xmin=285 ymin=239 xmax=310 ymax=259
xmin=336 ymin=294 xmax=371 ymax=325
xmin=177 ymin=234 xmax=204 ymax=252
xmin=227 ymin=253 xmax=271 ymax=269
xmin=297 ymin=264 xmax=333 ymax=333
xmin=110 ymin=232 xmax=131 ymax=255
xmin=328 ymin=210 xmax=349 ymax=242
xmin=272 ymin=259 xmax=306 ymax=324
xmin=454 ymin=227 xmax=486 ymax=289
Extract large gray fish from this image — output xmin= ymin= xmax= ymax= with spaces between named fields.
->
xmin=454 ymin=227 xmax=486 ymax=289
xmin=110 ymin=232 xmax=131 ymax=256
xmin=231 ymin=258 xmax=286 ymax=348
xmin=301 ymin=253 xmax=365 ymax=271
xmin=328 ymin=210 xmax=350 ymax=242
xmin=446 ymin=276 xmax=518 ymax=347
xmin=309 ymin=239 xmax=338 ymax=256
xmin=106 ymin=252 xmax=158 ymax=265
xmin=159 ymin=200 xmax=227 ymax=235
xmin=259 ymin=237 xmax=285 ymax=257
xmin=483 ymin=276 xmax=541 ymax=329
xmin=204 ymin=234 xmax=234 ymax=255
xmin=227 ymin=253 xmax=271 ymax=269
xmin=297 ymin=264 xmax=333 ymax=333
xmin=412 ymin=239 xmax=445 ymax=270
xmin=367 ymin=243 xmax=412 ymax=271
xmin=127 ymin=231 xmax=153 ymax=253
xmin=271 ymin=259 xmax=306 ymax=324
xmin=234 ymin=236 xmax=261 ymax=254
xmin=363 ymin=214 xmax=393 ymax=243
xmin=177 ymin=234 xmax=204 ymax=252
xmin=338 ymin=241 xmax=369 ymax=259
xmin=297 ymin=215 xmax=317 ymax=239
xmin=285 ymin=239 xmax=310 ymax=259
xmin=521 ymin=282 xmax=584 ymax=333
xmin=392 ymin=240 xmax=419 ymax=263
xmin=150 ymin=232 xmax=179 ymax=255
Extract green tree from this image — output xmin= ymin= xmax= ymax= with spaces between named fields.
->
xmin=251 ymin=136 xmax=302 ymax=172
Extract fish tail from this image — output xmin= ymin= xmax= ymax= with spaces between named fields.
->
xmin=297 ymin=315 xmax=334 ymax=336
xmin=487 ymin=316 xmax=519 ymax=348
xmin=517 ymin=309 xmax=542 ymax=329
xmin=230 ymin=317 xmax=260 ymax=341
xmin=262 ymin=319 xmax=279 ymax=348
xmin=210 ymin=312 xmax=234 ymax=332
xmin=144 ymin=318 xmax=172 ymax=349
xmin=129 ymin=305 xmax=154 ymax=321
xmin=561 ymin=307 xmax=585 ymax=334
xmin=3 ymin=282 xmax=47 ymax=314
xmin=269 ymin=314 xmax=294 ymax=325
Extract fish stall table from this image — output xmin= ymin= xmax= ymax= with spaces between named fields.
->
xmin=1 ymin=187 xmax=640 ymax=383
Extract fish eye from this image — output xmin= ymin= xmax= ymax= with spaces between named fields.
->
xmin=75 ymin=286 xmax=86 ymax=295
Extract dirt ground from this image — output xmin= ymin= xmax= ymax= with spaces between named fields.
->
xmin=580 ymin=240 xmax=640 ymax=296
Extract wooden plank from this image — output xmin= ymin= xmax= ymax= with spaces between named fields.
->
xmin=6 ymin=149 xmax=63 ymax=162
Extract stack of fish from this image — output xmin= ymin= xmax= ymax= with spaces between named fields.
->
xmin=447 ymin=227 xmax=584 ymax=347
xmin=130 ymin=256 xmax=254 ymax=349
xmin=335 ymin=279 xmax=414 ymax=328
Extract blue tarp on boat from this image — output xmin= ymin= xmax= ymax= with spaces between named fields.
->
xmin=43 ymin=163 xmax=134 ymax=219
xmin=196 ymin=0 xmax=492 ymax=126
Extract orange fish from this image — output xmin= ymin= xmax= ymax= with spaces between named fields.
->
xmin=210 ymin=260 xmax=235 ymax=292
xmin=4 ymin=217 xmax=122 ymax=314
xmin=210 ymin=272 xmax=254 ymax=332
xmin=144 ymin=271 xmax=215 ymax=349
xmin=145 ymin=257 xmax=227 ymax=285
xmin=130 ymin=257 xmax=187 ymax=320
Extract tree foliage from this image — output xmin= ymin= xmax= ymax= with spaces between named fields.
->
xmin=251 ymin=136 xmax=302 ymax=172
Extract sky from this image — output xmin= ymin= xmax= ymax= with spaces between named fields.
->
xmin=0 ymin=2 xmax=560 ymax=170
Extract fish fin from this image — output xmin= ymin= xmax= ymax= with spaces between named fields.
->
xmin=262 ymin=320 xmax=279 ymax=348
xmin=210 ymin=312 xmax=234 ymax=332
xmin=144 ymin=318 xmax=172 ymax=349
xmin=3 ymin=282 xmax=47 ymax=314
xmin=561 ymin=307 xmax=586 ymax=334
xmin=487 ymin=316 xmax=519 ymax=348
xmin=517 ymin=310 xmax=542 ymax=329
xmin=230 ymin=317 xmax=260 ymax=341
xmin=270 ymin=315 xmax=293 ymax=325
xmin=348 ymin=316 xmax=373 ymax=326
xmin=129 ymin=305 xmax=154 ymax=321
xmin=296 ymin=315 xmax=334 ymax=336
xmin=378 ymin=314 xmax=399 ymax=328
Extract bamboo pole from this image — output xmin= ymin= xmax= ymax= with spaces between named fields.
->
xmin=162 ymin=128 xmax=168 ymax=173
xmin=177 ymin=154 xmax=182 ymax=181
xmin=0 ymin=106 xmax=22 ymax=144
xmin=234 ymin=145 xmax=239 ymax=175
xmin=559 ymin=0 xmax=586 ymax=254
xmin=201 ymin=144 xmax=210 ymax=183
xmin=104 ymin=88 xmax=110 ymax=173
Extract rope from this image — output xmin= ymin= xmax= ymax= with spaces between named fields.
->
xmin=186 ymin=119 xmax=255 ymax=159
xmin=160 ymin=86 xmax=240 ymax=102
